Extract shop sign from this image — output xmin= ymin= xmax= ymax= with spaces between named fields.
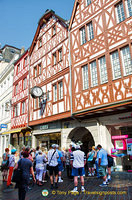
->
xmin=126 ymin=138 xmax=132 ymax=155
xmin=19 ymin=132 xmax=23 ymax=137
xmin=25 ymin=131 xmax=31 ymax=136
xmin=112 ymin=135 xmax=128 ymax=140
xmin=0 ymin=124 xmax=7 ymax=128
xmin=111 ymin=148 xmax=126 ymax=157
xmin=13 ymin=133 xmax=17 ymax=138
xmin=40 ymin=124 xmax=48 ymax=130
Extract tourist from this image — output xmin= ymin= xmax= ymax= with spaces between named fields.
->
xmin=36 ymin=150 xmax=47 ymax=185
xmin=97 ymin=144 xmax=108 ymax=187
xmin=87 ymin=146 xmax=96 ymax=176
xmin=1 ymin=148 xmax=10 ymax=182
xmin=7 ymin=148 xmax=16 ymax=188
xmin=47 ymin=144 xmax=59 ymax=189
xmin=15 ymin=151 xmax=36 ymax=200
xmin=70 ymin=145 xmax=86 ymax=192
xmin=56 ymin=144 xmax=63 ymax=182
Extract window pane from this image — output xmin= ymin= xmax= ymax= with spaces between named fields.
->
xmin=111 ymin=51 xmax=121 ymax=79
xmin=116 ymin=1 xmax=125 ymax=23
xmin=53 ymin=84 xmax=57 ymax=102
xmin=127 ymin=0 xmax=132 ymax=17
xmin=87 ymin=0 xmax=91 ymax=6
xmin=121 ymin=46 xmax=132 ymax=75
xmin=87 ymin=22 xmax=94 ymax=41
xmin=82 ymin=65 xmax=89 ymax=90
xmin=90 ymin=61 xmax=98 ymax=87
xmin=99 ymin=56 xmax=108 ymax=84
xmin=80 ymin=27 xmax=86 ymax=45
xmin=59 ymin=81 xmax=63 ymax=100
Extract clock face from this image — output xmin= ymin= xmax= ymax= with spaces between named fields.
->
xmin=31 ymin=86 xmax=43 ymax=98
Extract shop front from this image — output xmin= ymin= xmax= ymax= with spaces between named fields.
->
xmin=32 ymin=122 xmax=62 ymax=152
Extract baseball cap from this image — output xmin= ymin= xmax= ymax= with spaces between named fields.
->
xmin=11 ymin=148 xmax=16 ymax=153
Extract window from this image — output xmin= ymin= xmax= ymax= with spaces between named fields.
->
xmin=59 ymin=81 xmax=63 ymax=100
xmin=111 ymin=51 xmax=121 ymax=79
xmin=98 ymin=56 xmax=108 ymax=84
xmin=86 ymin=0 xmax=91 ymax=6
xmin=22 ymin=101 xmax=26 ymax=114
xmin=53 ymin=52 xmax=57 ymax=65
xmin=39 ymin=38 xmax=42 ymax=48
xmin=15 ymin=84 xmax=18 ymax=95
xmin=126 ymin=0 xmax=132 ymax=17
xmin=80 ymin=27 xmax=86 ymax=45
xmin=47 ymin=90 xmax=50 ymax=101
xmin=116 ymin=1 xmax=125 ymax=23
xmin=34 ymin=66 xmax=37 ymax=78
xmin=24 ymin=57 xmax=27 ymax=67
xmin=87 ymin=22 xmax=94 ymax=41
xmin=14 ymin=104 xmax=18 ymax=117
xmin=23 ymin=77 xmax=27 ymax=90
xmin=90 ymin=61 xmax=98 ymax=87
xmin=17 ymin=64 xmax=20 ymax=74
xmin=34 ymin=99 xmax=37 ymax=110
xmin=121 ymin=46 xmax=132 ymax=76
xmin=53 ymin=84 xmax=57 ymax=102
xmin=38 ymin=63 xmax=42 ymax=75
xmin=53 ymin=25 xmax=56 ymax=36
xmin=58 ymin=48 xmax=62 ymax=62
xmin=82 ymin=65 xmax=89 ymax=90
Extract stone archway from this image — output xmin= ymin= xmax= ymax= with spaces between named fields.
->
xmin=67 ymin=127 xmax=95 ymax=155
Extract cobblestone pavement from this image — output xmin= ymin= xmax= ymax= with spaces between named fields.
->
xmin=0 ymin=171 xmax=132 ymax=200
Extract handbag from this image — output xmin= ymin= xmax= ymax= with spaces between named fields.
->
xmin=46 ymin=150 xmax=56 ymax=170
xmin=12 ymin=159 xmax=22 ymax=183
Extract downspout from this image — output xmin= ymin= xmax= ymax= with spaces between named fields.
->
xmin=69 ymin=29 xmax=73 ymax=116
xmin=27 ymin=52 xmax=32 ymax=131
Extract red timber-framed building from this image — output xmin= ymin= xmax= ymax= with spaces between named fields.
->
xmin=29 ymin=10 xmax=71 ymax=151
xmin=69 ymin=0 xmax=132 ymax=170
xmin=11 ymin=49 xmax=31 ymax=149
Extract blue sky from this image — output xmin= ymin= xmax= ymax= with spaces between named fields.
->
xmin=0 ymin=0 xmax=75 ymax=50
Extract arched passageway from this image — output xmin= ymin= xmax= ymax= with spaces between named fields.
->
xmin=68 ymin=127 xmax=95 ymax=155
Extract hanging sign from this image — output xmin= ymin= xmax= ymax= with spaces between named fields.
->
xmin=126 ymin=138 xmax=132 ymax=155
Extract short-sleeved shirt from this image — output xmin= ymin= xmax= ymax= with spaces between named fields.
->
xmin=70 ymin=150 xmax=86 ymax=168
xmin=9 ymin=154 xmax=15 ymax=167
xmin=56 ymin=149 xmax=63 ymax=163
xmin=36 ymin=154 xmax=47 ymax=168
xmin=98 ymin=148 xmax=108 ymax=166
xmin=18 ymin=158 xmax=32 ymax=182
xmin=48 ymin=149 xmax=59 ymax=167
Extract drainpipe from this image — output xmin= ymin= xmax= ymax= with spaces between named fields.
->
xmin=68 ymin=29 xmax=73 ymax=116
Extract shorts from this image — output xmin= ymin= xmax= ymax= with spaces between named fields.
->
xmin=99 ymin=165 xmax=107 ymax=177
xmin=58 ymin=162 xmax=63 ymax=171
xmin=87 ymin=161 xmax=94 ymax=168
xmin=72 ymin=167 xmax=85 ymax=176
xmin=49 ymin=165 xmax=58 ymax=176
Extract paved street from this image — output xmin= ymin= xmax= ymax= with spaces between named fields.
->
xmin=0 ymin=171 xmax=132 ymax=200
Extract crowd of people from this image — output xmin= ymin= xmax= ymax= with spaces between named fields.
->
xmin=1 ymin=143 xmax=114 ymax=199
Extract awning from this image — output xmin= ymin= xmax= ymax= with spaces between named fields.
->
xmin=2 ymin=127 xmax=27 ymax=135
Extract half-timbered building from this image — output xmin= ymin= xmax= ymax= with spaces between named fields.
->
xmin=68 ymin=0 xmax=132 ymax=170
xmin=29 ymin=10 xmax=71 ymax=150
xmin=11 ymin=49 xmax=31 ymax=149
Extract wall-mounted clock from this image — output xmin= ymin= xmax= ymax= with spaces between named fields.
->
xmin=31 ymin=86 xmax=43 ymax=98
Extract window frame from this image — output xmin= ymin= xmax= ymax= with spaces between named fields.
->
xmin=82 ymin=65 xmax=89 ymax=90
xmin=110 ymin=50 xmax=122 ymax=80
xmin=90 ymin=60 xmax=98 ymax=87
xmin=80 ymin=26 xmax=86 ymax=45
xmin=115 ymin=1 xmax=125 ymax=23
xmin=98 ymin=56 xmax=108 ymax=84
xmin=58 ymin=81 xmax=63 ymax=100
xmin=21 ymin=101 xmax=26 ymax=114
xmin=87 ymin=21 xmax=94 ymax=41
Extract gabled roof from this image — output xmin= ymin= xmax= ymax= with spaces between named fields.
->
xmin=69 ymin=0 xmax=81 ymax=30
xmin=29 ymin=9 xmax=68 ymax=56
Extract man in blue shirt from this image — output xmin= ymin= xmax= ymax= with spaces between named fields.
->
xmin=97 ymin=144 xmax=108 ymax=187
xmin=56 ymin=144 xmax=63 ymax=182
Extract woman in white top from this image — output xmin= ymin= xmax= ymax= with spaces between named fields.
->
xmin=36 ymin=150 xmax=47 ymax=185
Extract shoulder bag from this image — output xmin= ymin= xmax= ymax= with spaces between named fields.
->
xmin=12 ymin=159 xmax=23 ymax=183
xmin=46 ymin=150 xmax=56 ymax=170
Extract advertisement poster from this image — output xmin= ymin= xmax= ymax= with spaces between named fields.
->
xmin=126 ymin=138 xmax=132 ymax=155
